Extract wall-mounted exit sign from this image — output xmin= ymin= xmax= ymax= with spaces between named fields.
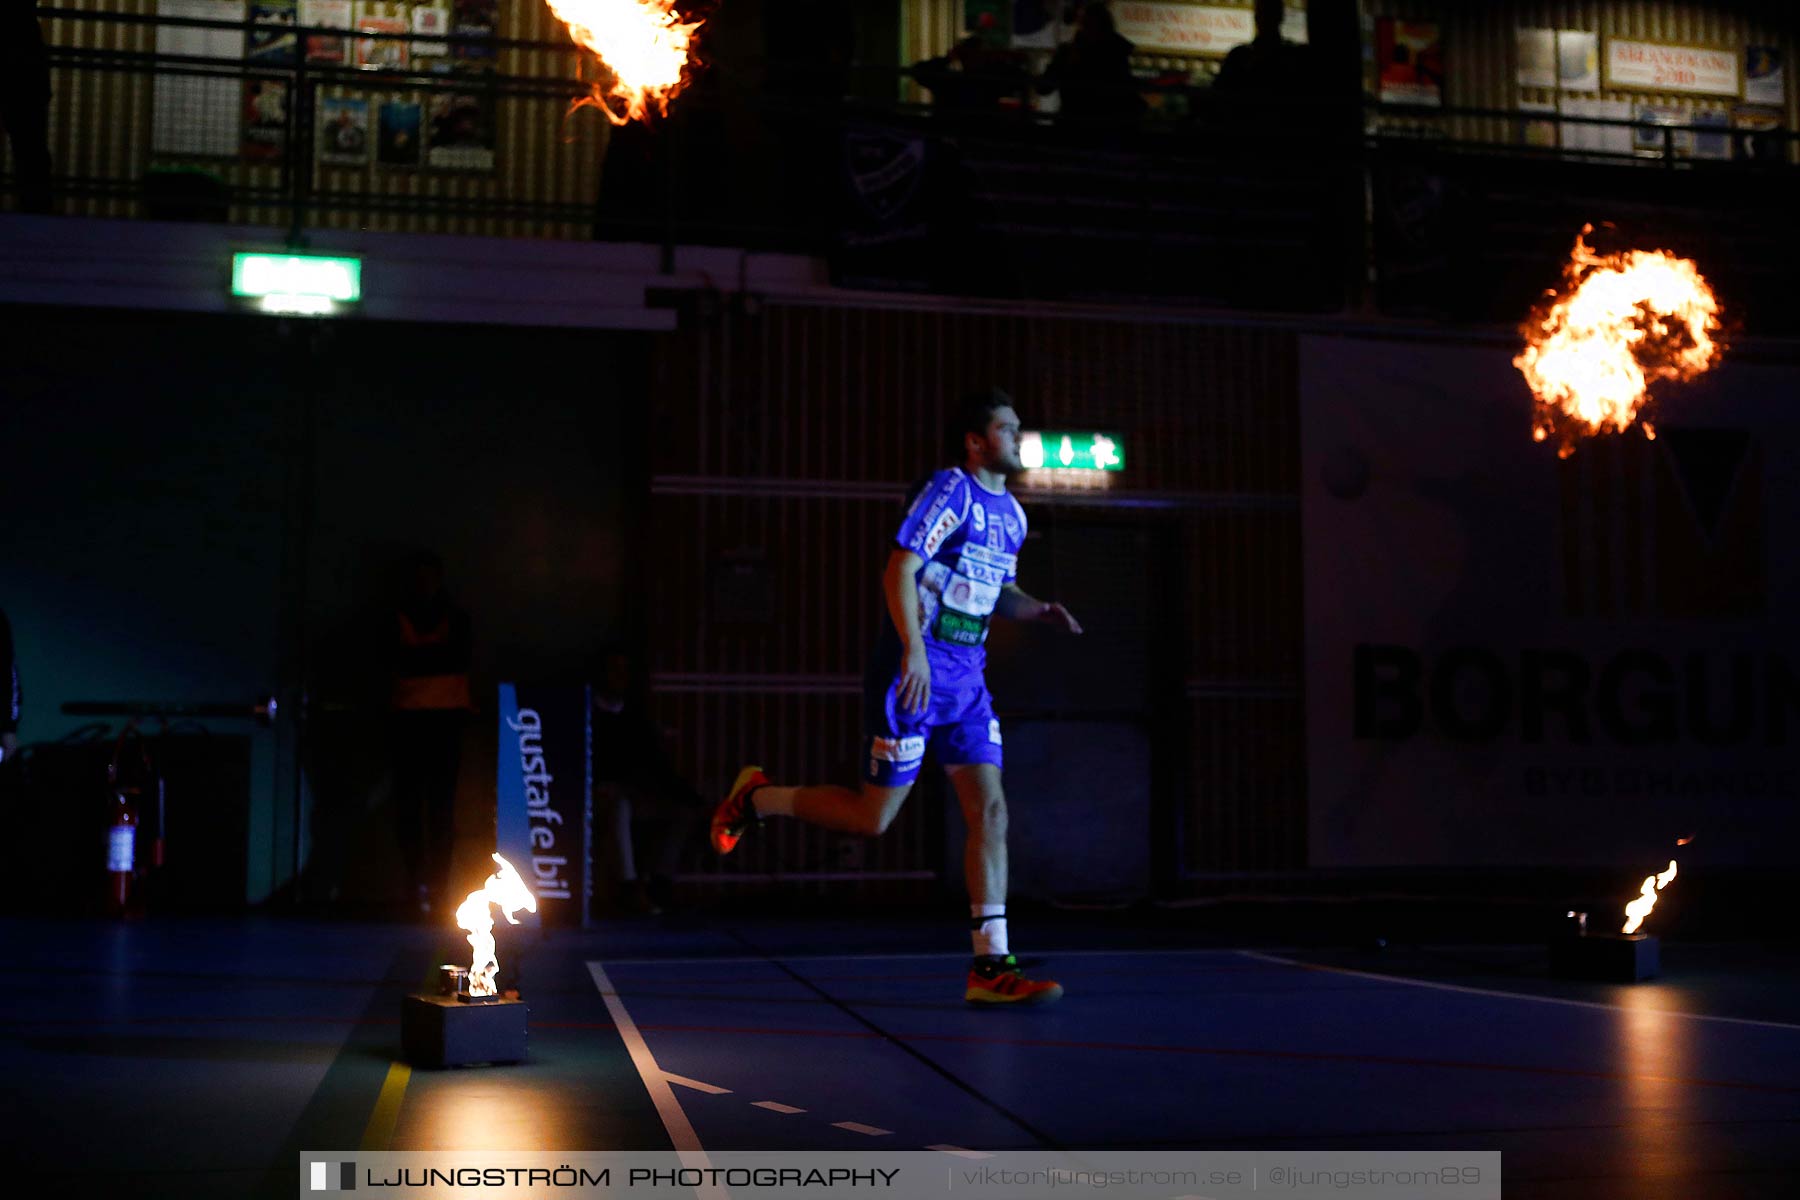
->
xmin=230 ymin=252 xmax=362 ymax=316
xmin=1020 ymin=430 xmax=1125 ymax=472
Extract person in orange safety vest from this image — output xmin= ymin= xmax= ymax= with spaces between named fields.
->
xmin=389 ymin=552 xmax=472 ymax=917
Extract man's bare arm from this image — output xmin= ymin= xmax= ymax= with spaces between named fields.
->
xmin=996 ymin=584 xmax=1083 ymax=634
xmin=884 ymin=548 xmax=925 ymax=645
xmin=884 ymin=549 xmax=932 ymax=713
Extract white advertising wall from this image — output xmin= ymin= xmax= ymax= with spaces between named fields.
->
xmin=1301 ymin=334 xmax=1800 ymax=867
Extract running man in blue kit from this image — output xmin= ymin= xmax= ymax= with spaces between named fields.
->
xmin=709 ymin=389 xmax=1083 ymax=1005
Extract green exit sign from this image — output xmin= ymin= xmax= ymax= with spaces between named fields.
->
xmin=230 ymin=252 xmax=362 ymax=315
xmin=1020 ymin=430 xmax=1125 ymax=472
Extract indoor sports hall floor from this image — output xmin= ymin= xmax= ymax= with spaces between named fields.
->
xmin=10 ymin=914 xmax=1800 ymax=1198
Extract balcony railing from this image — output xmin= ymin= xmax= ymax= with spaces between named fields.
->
xmin=18 ymin=7 xmax=608 ymax=239
xmin=5 ymin=8 xmax=1798 ymax=325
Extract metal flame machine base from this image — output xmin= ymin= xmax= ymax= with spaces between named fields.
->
xmin=401 ymin=994 xmax=530 ymax=1067
xmin=1549 ymin=932 xmax=1660 ymax=982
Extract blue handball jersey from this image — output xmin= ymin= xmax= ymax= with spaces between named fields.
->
xmin=887 ymin=467 xmax=1029 ymax=677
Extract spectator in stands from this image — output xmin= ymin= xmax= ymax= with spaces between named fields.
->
xmin=1212 ymin=0 xmax=1317 ymax=105
xmin=591 ymin=647 xmax=702 ymax=916
xmin=1 ymin=0 xmax=54 ymax=213
xmin=912 ymin=13 xmax=1031 ymax=113
xmin=1036 ymin=3 xmax=1145 ymax=122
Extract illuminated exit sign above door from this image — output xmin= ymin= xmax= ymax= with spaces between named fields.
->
xmin=230 ymin=252 xmax=362 ymax=316
xmin=1020 ymin=430 xmax=1125 ymax=472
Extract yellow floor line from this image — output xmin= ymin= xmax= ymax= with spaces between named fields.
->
xmin=360 ymin=1061 xmax=412 ymax=1150
xmin=361 ymin=946 xmax=452 ymax=1150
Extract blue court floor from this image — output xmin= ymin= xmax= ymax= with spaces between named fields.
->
xmin=8 ymin=915 xmax=1800 ymax=1198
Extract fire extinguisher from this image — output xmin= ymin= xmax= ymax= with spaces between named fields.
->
xmin=106 ymin=761 xmax=138 ymax=917
xmin=105 ymin=722 xmax=156 ymax=918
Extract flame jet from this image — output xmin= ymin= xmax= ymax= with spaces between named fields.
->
xmin=544 ymin=0 xmax=702 ymax=124
xmin=1622 ymin=859 xmax=1678 ymax=935
xmin=456 ymin=853 xmax=538 ymax=997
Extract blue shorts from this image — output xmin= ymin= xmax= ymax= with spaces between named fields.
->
xmin=861 ymin=668 xmax=1004 ymax=787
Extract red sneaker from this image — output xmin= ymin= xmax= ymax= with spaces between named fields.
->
xmin=965 ymin=954 xmax=1064 ymax=1006
xmin=710 ymin=765 xmax=769 ymax=855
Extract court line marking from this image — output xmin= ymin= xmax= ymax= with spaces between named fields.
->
xmin=619 ymin=1022 xmax=1800 ymax=1093
xmin=595 ymin=948 xmax=1246 ymax=967
xmin=718 ymin=931 xmax=1067 ymax=1151
xmin=597 ymin=946 xmax=1798 ymax=1145
xmin=359 ymin=1062 xmax=411 ymax=1150
xmin=586 ymin=962 xmax=730 ymax=1199
xmin=604 ymin=949 xmax=1051 ymax=1151
xmin=591 ymin=937 xmax=1800 ymax=1043
xmin=665 ymin=1073 xmax=733 ymax=1095
xmin=1236 ymin=950 xmax=1800 ymax=1033
xmin=353 ymin=956 xmax=446 ymax=1152
xmin=832 ymin=1122 xmax=893 ymax=1136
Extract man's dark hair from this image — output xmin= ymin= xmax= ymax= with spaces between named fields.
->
xmin=949 ymin=386 xmax=1015 ymax=464
xmin=1080 ymin=3 xmax=1117 ymax=37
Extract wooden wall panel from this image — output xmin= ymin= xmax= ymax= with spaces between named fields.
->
xmin=652 ymin=300 xmax=1306 ymax=883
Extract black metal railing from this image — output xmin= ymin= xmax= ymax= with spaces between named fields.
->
xmin=5 ymin=8 xmax=1797 ymax=319
xmin=27 ymin=7 xmax=603 ymax=238
xmin=1368 ymin=98 xmax=1797 ymax=169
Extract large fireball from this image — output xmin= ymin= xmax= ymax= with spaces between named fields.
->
xmin=544 ymin=0 xmax=702 ymax=125
xmin=1514 ymin=225 xmax=1722 ymax=457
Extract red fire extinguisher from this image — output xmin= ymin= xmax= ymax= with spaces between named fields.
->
xmin=105 ymin=722 xmax=157 ymax=918
xmin=106 ymin=762 xmax=138 ymax=917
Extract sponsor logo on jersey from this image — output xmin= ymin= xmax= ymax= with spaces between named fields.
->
xmin=987 ymin=523 xmax=1004 ymax=550
xmin=931 ymin=609 xmax=988 ymax=646
xmin=1003 ymin=512 xmax=1021 ymax=542
xmin=960 ymin=542 xmax=1015 ymax=568
xmin=921 ymin=506 xmax=960 ymax=557
xmin=870 ymin=735 xmax=926 ymax=763
xmin=957 ymin=542 xmax=1015 ymax=586
xmin=956 ymin=558 xmax=1007 ymax=587
xmin=944 ymin=574 xmax=1000 ymax=616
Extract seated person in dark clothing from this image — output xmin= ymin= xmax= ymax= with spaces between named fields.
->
xmin=1 ymin=2 xmax=53 ymax=214
xmin=1036 ymin=3 xmax=1146 ymax=121
xmin=1212 ymin=0 xmax=1319 ymax=106
xmin=912 ymin=14 xmax=1031 ymax=112
xmin=592 ymin=649 xmax=702 ymax=915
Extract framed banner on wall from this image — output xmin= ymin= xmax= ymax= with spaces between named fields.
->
xmin=1376 ymin=18 xmax=1442 ymax=106
xmin=1605 ymin=38 xmax=1739 ymax=97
